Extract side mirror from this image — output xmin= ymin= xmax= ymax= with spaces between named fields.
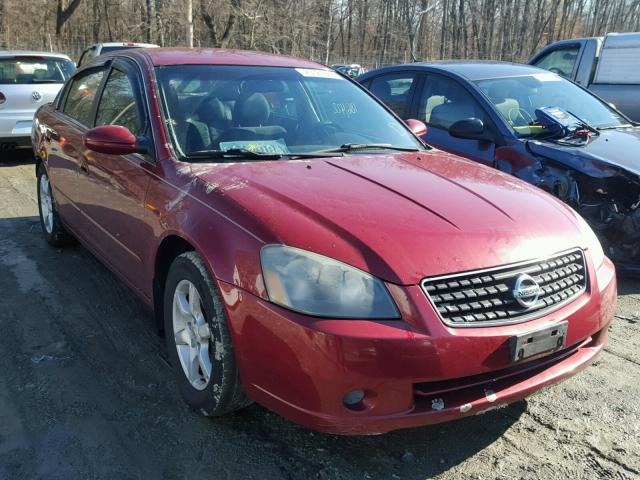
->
xmin=84 ymin=125 xmax=144 ymax=155
xmin=405 ymin=118 xmax=427 ymax=137
xmin=449 ymin=118 xmax=493 ymax=141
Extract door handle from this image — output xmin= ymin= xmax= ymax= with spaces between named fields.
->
xmin=79 ymin=154 xmax=90 ymax=174
xmin=45 ymin=127 xmax=60 ymax=142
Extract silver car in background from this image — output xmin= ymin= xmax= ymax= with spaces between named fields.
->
xmin=77 ymin=42 xmax=158 ymax=66
xmin=0 ymin=51 xmax=75 ymax=148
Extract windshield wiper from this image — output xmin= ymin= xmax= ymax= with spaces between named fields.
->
xmin=597 ymin=124 xmax=633 ymax=130
xmin=184 ymin=148 xmax=343 ymax=161
xmin=317 ymin=143 xmax=420 ymax=154
xmin=186 ymin=148 xmax=283 ymax=160
xmin=29 ymin=79 xmax=59 ymax=84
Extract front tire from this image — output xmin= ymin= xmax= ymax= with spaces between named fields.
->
xmin=163 ymin=251 xmax=251 ymax=416
xmin=36 ymin=163 xmax=73 ymax=246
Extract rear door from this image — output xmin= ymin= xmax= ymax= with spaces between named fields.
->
xmin=417 ymin=73 xmax=496 ymax=167
xmin=74 ymin=59 xmax=155 ymax=296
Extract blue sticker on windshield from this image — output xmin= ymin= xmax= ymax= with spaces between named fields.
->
xmin=219 ymin=139 xmax=289 ymax=154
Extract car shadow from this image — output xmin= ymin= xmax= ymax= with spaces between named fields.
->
xmin=219 ymin=399 xmax=527 ymax=479
xmin=616 ymin=272 xmax=640 ymax=295
xmin=0 ymin=147 xmax=35 ymax=166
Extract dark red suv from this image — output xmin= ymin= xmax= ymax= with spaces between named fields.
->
xmin=32 ymin=48 xmax=616 ymax=434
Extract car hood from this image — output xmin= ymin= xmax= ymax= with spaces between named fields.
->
xmin=192 ymin=151 xmax=585 ymax=285
xmin=527 ymin=126 xmax=640 ymax=179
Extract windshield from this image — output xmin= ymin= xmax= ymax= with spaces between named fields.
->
xmin=474 ymin=73 xmax=630 ymax=137
xmin=155 ymin=65 xmax=422 ymax=160
xmin=0 ymin=56 xmax=75 ymax=84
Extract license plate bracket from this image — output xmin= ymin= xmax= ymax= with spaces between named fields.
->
xmin=509 ymin=321 xmax=568 ymax=362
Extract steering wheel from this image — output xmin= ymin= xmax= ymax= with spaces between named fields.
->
xmin=110 ymin=101 xmax=136 ymax=127
xmin=312 ymin=121 xmax=344 ymax=140
xmin=508 ymin=107 xmax=535 ymax=127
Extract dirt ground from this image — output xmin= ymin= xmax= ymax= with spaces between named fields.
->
xmin=0 ymin=150 xmax=639 ymax=480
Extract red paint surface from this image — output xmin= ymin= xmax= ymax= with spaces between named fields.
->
xmin=33 ymin=48 xmax=617 ymax=434
xmin=84 ymin=125 xmax=139 ymax=155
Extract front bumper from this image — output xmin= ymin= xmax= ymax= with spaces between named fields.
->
xmin=220 ymin=255 xmax=617 ymax=435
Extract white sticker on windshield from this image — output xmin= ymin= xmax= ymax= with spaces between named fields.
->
xmin=532 ymin=72 xmax=560 ymax=82
xmin=295 ymin=68 xmax=341 ymax=79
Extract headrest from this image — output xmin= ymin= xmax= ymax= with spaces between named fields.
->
xmin=236 ymin=93 xmax=271 ymax=127
xmin=195 ymin=97 xmax=231 ymax=126
xmin=34 ymin=69 xmax=48 ymax=80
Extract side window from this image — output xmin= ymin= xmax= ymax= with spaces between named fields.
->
xmin=95 ymin=69 xmax=143 ymax=135
xmin=418 ymin=74 xmax=485 ymax=130
xmin=63 ymin=69 xmax=106 ymax=126
xmin=368 ymin=73 xmax=416 ymax=118
xmin=532 ymin=46 xmax=580 ymax=78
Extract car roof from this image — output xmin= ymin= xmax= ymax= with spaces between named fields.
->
xmin=0 ymin=50 xmax=72 ymax=60
xmin=366 ymin=61 xmax=548 ymax=81
xmin=138 ymin=47 xmax=328 ymax=69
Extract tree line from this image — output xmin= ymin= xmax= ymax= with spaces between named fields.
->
xmin=1 ymin=0 xmax=639 ymax=67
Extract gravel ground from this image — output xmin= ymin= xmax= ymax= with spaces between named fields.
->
xmin=1 ymin=150 xmax=639 ymax=480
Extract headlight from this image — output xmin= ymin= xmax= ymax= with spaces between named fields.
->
xmin=575 ymin=214 xmax=605 ymax=269
xmin=261 ymin=245 xmax=400 ymax=319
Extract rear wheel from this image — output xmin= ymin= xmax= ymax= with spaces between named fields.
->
xmin=163 ymin=251 xmax=251 ymax=416
xmin=37 ymin=163 xmax=73 ymax=246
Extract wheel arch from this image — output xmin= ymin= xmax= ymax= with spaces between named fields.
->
xmin=152 ymin=234 xmax=197 ymax=335
xmin=34 ymin=152 xmax=43 ymax=176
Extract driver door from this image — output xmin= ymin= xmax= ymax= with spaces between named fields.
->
xmin=74 ymin=60 xmax=155 ymax=297
xmin=416 ymin=73 xmax=496 ymax=168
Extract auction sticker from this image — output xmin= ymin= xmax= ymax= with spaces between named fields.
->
xmin=295 ymin=68 xmax=341 ymax=79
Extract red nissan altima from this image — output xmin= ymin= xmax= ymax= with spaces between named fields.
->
xmin=32 ymin=48 xmax=616 ymax=435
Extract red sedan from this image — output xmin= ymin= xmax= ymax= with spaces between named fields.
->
xmin=32 ymin=48 xmax=616 ymax=435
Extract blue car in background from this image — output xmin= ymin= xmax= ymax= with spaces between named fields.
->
xmin=358 ymin=62 xmax=640 ymax=271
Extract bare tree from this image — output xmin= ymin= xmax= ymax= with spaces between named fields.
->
xmin=186 ymin=0 xmax=193 ymax=47
xmin=55 ymin=0 xmax=82 ymax=36
xmin=1 ymin=0 xmax=638 ymax=66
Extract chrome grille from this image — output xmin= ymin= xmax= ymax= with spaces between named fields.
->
xmin=421 ymin=249 xmax=587 ymax=327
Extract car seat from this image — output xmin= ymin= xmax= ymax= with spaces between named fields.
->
xmin=423 ymin=95 xmax=445 ymax=122
xmin=487 ymin=83 xmax=521 ymax=124
xmin=429 ymin=82 xmax=477 ymax=129
xmin=218 ymin=91 xmax=286 ymax=143
xmin=185 ymin=97 xmax=232 ymax=152
xmin=162 ymin=84 xmax=190 ymax=151
xmin=33 ymin=68 xmax=49 ymax=82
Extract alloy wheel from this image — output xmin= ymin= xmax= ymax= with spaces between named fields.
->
xmin=39 ymin=173 xmax=53 ymax=234
xmin=172 ymin=279 xmax=212 ymax=390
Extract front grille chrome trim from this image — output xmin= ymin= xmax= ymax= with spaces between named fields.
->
xmin=420 ymin=248 xmax=588 ymax=328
